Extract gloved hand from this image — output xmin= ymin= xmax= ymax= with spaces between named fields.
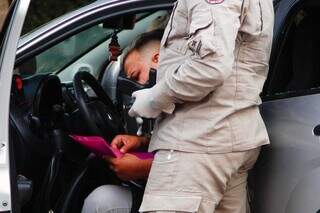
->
xmin=128 ymin=88 xmax=162 ymax=118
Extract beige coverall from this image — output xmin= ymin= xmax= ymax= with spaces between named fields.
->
xmin=140 ymin=0 xmax=274 ymax=212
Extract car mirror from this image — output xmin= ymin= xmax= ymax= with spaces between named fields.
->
xmin=103 ymin=14 xmax=136 ymax=30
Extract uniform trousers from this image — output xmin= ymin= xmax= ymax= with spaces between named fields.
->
xmin=139 ymin=148 xmax=260 ymax=213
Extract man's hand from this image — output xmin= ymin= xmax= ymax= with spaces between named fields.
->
xmin=111 ymin=135 xmax=149 ymax=153
xmin=105 ymin=154 xmax=152 ymax=181
xmin=128 ymin=89 xmax=162 ymax=118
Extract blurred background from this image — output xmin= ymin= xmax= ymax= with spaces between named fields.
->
xmin=0 ymin=0 xmax=11 ymax=29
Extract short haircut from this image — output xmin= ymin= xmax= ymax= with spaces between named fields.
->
xmin=122 ymin=29 xmax=164 ymax=67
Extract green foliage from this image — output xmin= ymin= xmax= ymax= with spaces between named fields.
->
xmin=22 ymin=0 xmax=95 ymax=34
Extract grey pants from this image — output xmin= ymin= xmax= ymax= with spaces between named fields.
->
xmin=82 ymin=185 xmax=132 ymax=213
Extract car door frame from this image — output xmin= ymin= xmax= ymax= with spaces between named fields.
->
xmin=0 ymin=0 xmax=30 ymax=212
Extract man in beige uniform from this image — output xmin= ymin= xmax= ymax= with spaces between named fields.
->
xmin=129 ymin=0 xmax=274 ymax=212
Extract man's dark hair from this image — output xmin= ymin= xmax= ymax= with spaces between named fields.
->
xmin=122 ymin=29 xmax=164 ymax=66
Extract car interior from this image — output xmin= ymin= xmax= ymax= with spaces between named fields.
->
xmin=10 ymin=9 xmax=170 ymax=213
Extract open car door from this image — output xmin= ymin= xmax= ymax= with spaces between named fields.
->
xmin=252 ymin=0 xmax=320 ymax=212
xmin=0 ymin=0 xmax=30 ymax=212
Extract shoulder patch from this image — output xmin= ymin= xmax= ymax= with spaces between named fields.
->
xmin=206 ymin=0 xmax=224 ymax=4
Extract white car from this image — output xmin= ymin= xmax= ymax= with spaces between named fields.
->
xmin=1 ymin=0 xmax=320 ymax=212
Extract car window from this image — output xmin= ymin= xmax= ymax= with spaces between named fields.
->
xmin=266 ymin=8 xmax=320 ymax=98
xmin=22 ymin=0 xmax=95 ymax=35
xmin=18 ymin=24 xmax=113 ymax=77
xmin=17 ymin=10 xmax=170 ymax=80
xmin=57 ymin=11 xmax=169 ymax=82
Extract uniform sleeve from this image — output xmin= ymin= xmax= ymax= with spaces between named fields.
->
xmin=150 ymin=0 xmax=242 ymax=113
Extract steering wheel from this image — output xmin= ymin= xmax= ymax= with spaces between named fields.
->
xmin=73 ymin=71 xmax=123 ymax=141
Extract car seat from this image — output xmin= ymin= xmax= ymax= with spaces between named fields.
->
xmin=100 ymin=57 xmax=122 ymax=104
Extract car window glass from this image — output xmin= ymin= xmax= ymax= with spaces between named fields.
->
xmin=57 ymin=11 xmax=169 ymax=82
xmin=267 ymin=8 xmax=320 ymax=97
xmin=17 ymin=10 xmax=170 ymax=80
xmin=18 ymin=23 xmax=113 ymax=77
xmin=22 ymin=0 xmax=95 ymax=35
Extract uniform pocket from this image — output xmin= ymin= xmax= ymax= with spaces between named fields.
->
xmin=187 ymin=9 xmax=216 ymax=59
xmin=188 ymin=8 xmax=213 ymax=37
xmin=145 ymin=150 xmax=178 ymax=191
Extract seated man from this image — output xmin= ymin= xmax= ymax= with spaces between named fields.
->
xmin=81 ymin=29 xmax=162 ymax=213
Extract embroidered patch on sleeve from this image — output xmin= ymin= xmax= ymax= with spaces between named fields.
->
xmin=188 ymin=39 xmax=204 ymax=58
xmin=206 ymin=0 xmax=224 ymax=4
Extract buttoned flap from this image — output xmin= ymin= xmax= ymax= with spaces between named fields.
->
xmin=188 ymin=8 xmax=213 ymax=37
xmin=187 ymin=8 xmax=216 ymax=59
xmin=140 ymin=194 xmax=202 ymax=213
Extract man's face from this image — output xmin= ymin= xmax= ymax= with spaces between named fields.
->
xmin=124 ymin=50 xmax=159 ymax=85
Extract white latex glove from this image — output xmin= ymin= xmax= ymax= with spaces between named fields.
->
xmin=128 ymin=89 xmax=162 ymax=118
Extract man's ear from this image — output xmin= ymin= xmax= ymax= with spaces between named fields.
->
xmin=151 ymin=53 xmax=160 ymax=69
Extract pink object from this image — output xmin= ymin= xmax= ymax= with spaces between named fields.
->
xmin=70 ymin=135 xmax=154 ymax=160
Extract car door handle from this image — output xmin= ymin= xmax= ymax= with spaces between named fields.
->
xmin=313 ymin=125 xmax=320 ymax=136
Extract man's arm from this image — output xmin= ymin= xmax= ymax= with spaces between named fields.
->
xmin=150 ymin=0 xmax=242 ymax=111
xmin=106 ymin=135 xmax=152 ymax=181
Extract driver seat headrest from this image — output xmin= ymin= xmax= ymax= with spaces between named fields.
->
xmin=101 ymin=56 xmax=123 ymax=103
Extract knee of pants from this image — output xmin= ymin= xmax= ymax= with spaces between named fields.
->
xmin=81 ymin=185 xmax=132 ymax=213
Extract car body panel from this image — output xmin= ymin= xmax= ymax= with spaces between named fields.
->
xmin=254 ymin=94 xmax=320 ymax=212
xmin=0 ymin=0 xmax=30 ymax=212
